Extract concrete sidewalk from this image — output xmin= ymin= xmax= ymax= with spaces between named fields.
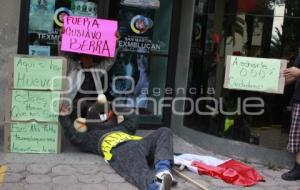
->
xmin=0 ymin=131 xmax=300 ymax=190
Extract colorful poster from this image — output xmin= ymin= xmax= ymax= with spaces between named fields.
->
xmin=29 ymin=0 xmax=56 ymax=32
xmin=61 ymin=16 xmax=118 ymax=57
xmin=73 ymin=0 xmax=97 ymax=17
xmin=53 ymin=7 xmax=73 ymax=27
xmin=117 ymin=5 xmax=161 ymax=53
xmin=108 ymin=3 xmax=161 ymax=109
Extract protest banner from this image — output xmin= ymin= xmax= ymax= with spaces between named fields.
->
xmin=224 ymin=55 xmax=287 ymax=94
xmin=61 ymin=16 xmax=118 ymax=57
xmin=4 ymin=55 xmax=66 ymax=153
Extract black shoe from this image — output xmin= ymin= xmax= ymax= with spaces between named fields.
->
xmin=160 ymin=174 xmax=172 ymax=190
xmin=156 ymin=171 xmax=177 ymax=187
xmin=281 ymin=168 xmax=300 ymax=181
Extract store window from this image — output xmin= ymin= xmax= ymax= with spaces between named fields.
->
xmin=107 ymin=0 xmax=173 ymax=125
xmin=184 ymin=0 xmax=217 ymax=129
xmin=23 ymin=0 xmax=103 ymax=56
xmin=19 ymin=0 xmax=174 ymax=126
xmin=185 ymin=0 xmax=300 ymax=150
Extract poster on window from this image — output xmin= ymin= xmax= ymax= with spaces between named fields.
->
xmin=120 ymin=0 xmax=160 ymax=9
xmin=29 ymin=0 xmax=56 ymax=33
xmin=117 ymin=5 xmax=161 ymax=54
xmin=109 ymin=52 xmax=150 ymax=109
xmin=73 ymin=0 xmax=97 ymax=17
xmin=108 ymin=4 xmax=160 ymax=109
xmin=28 ymin=0 xmax=74 ymax=56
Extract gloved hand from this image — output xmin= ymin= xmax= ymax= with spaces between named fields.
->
xmin=121 ymin=115 xmax=140 ymax=134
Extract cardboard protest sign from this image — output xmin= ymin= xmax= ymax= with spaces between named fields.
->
xmin=224 ymin=55 xmax=287 ymax=94
xmin=11 ymin=56 xmax=66 ymax=90
xmin=61 ymin=16 xmax=118 ymax=57
xmin=6 ymin=90 xmax=60 ymax=122
xmin=4 ymin=122 xmax=61 ymax=154
xmin=4 ymin=55 xmax=66 ymax=154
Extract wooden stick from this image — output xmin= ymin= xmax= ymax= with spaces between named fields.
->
xmin=172 ymin=168 xmax=209 ymax=190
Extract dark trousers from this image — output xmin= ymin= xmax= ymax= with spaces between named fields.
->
xmin=109 ymin=127 xmax=174 ymax=190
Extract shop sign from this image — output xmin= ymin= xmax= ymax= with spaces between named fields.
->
xmin=118 ymin=35 xmax=161 ymax=53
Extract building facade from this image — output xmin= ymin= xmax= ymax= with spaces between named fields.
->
xmin=1 ymin=0 xmax=300 ymax=167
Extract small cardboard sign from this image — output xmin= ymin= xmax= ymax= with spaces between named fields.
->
xmin=4 ymin=122 xmax=61 ymax=154
xmin=6 ymin=90 xmax=61 ymax=123
xmin=61 ymin=16 xmax=118 ymax=58
xmin=224 ymin=55 xmax=287 ymax=94
xmin=10 ymin=55 xmax=67 ymax=90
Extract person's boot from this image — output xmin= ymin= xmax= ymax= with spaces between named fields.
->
xmin=159 ymin=173 xmax=172 ymax=190
xmin=282 ymin=163 xmax=300 ymax=181
xmin=156 ymin=170 xmax=177 ymax=187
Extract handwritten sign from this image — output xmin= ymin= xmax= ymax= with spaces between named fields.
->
xmin=3 ymin=55 xmax=66 ymax=154
xmin=9 ymin=122 xmax=60 ymax=154
xmin=224 ymin=56 xmax=287 ymax=94
xmin=13 ymin=56 xmax=65 ymax=90
xmin=61 ymin=16 xmax=118 ymax=57
xmin=9 ymin=90 xmax=60 ymax=122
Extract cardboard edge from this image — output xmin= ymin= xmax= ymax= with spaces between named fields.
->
xmin=61 ymin=57 xmax=68 ymax=94
xmin=57 ymin=122 xmax=62 ymax=153
xmin=223 ymin=55 xmax=232 ymax=89
xmin=5 ymin=89 xmax=12 ymax=123
xmin=7 ymin=56 xmax=14 ymax=90
xmin=278 ymin=60 xmax=287 ymax=94
xmin=4 ymin=122 xmax=11 ymax=153
xmin=13 ymin=54 xmax=67 ymax=60
xmin=56 ymin=93 xmax=63 ymax=153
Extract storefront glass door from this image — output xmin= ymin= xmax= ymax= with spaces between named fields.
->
xmin=185 ymin=0 xmax=300 ymax=150
xmin=19 ymin=0 xmax=174 ymax=126
xmin=108 ymin=0 xmax=173 ymax=125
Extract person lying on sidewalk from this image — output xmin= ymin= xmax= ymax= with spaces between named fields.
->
xmin=59 ymin=94 xmax=177 ymax=190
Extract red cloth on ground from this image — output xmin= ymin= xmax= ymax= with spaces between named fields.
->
xmin=192 ymin=159 xmax=264 ymax=187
